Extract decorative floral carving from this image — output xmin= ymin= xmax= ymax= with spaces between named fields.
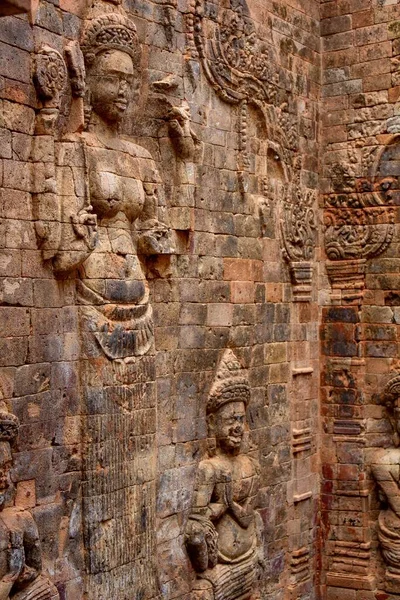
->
xmin=324 ymin=206 xmax=394 ymax=261
xmin=282 ymin=188 xmax=317 ymax=263
xmin=34 ymin=45 xmax=67 ymax=104
xmin=324 ymin=136 xmax=398 ymax=281
xmin=193 ymin=0 xmax=280 ymax=107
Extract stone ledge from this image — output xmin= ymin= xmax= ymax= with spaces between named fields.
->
xmin=0 ymin=0 xmax=38 ymax=18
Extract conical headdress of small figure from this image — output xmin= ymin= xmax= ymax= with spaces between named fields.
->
xmin=207 ymin=349 xmax=250 ymax=415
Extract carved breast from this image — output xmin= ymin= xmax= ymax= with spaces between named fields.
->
xmin=87 ymin=145 xmax=146 ymax=222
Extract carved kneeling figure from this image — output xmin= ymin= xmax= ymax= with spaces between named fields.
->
xmin=0 ymin=410 xmax=58 ymax=600
xmin=185 ymin=350 xmax=262 ymax=600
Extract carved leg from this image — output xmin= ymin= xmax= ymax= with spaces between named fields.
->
xmin=192 ymin=578 xmax=214 ymax=600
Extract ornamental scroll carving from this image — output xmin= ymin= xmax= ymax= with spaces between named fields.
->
xmin=190 ymin=0 xmax=317 ymax=298
xmin=324 ymin=137 xmax=397 ymax=289
xmin=185 ymin=349 xmax=263 ymax=600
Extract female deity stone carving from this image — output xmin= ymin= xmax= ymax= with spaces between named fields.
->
xmin=371 ymin=375 xmax=400 ymax=588
xmin=0 ymin=409 xmax=59 ymax=600
xmin=185 ymin=350 xmax=262 ymax=600
xmin=52 ymin=8 xmax=173 ymax=360
xmin=32 ymin=5 xmax=187 ymax=598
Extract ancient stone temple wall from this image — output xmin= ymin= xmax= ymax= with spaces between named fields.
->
xmin=4 ymin=0 xmax=391 ymax=599
xmin=320 ymin=3 xmax=400 ymax=600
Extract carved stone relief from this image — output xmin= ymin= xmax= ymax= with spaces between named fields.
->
xmin=188 ymin=0 xmax=317 ymax=298
xmin=0 ymin=408 xmax=59 ymax=600
xmin=30 ymin=3 xmax=193 ymax=597
xmin=324 ymin=136 xmax=396 ymax=295
xmin=371 ymin=374 xmax=400 ymax=591
xmin=185 ymin=350 xmax=262 ymax=600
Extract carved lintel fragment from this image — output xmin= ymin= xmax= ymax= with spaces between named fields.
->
xmin=325 ymin=258 xmax=366 ymax=303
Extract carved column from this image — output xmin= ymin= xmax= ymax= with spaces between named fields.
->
xmin=321 ymin=137 xmax=398 ymax=597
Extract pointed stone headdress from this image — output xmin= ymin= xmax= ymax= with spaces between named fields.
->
xmin=81 ymin=12 xmax=140 ymax=67
xmin=207 ymin=349 xmax=250 ymax=415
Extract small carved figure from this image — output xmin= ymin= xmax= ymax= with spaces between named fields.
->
xmin=0 ymin=409 xmax=59 ymax=600
xmin=185 ymin=350 xmax=262 ymax=600
xmin=372 ymin=375 xmax=400 ymax=579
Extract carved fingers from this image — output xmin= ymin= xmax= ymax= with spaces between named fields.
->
xmin=71 ymin=208 xmax=98 ymax=250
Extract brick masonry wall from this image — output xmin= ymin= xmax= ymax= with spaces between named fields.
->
xmin=0 ymin=0 xmax=323 ymax=599
xmin=321 ymin=1 xmax=400 ymax=599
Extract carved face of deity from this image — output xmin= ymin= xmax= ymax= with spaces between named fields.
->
xmin=214 ymin=401 xmax=246 ymax=455
xmin=0 ymin=442 xmax=12 ymax=509
xmin=88 ymin=49 xmax=135 ymax=124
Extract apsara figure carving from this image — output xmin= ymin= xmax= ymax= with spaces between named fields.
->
xmin=37 ymin=8 xmax=175 ymax=361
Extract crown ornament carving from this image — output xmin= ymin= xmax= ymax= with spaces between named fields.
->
xmin=207 ymin=349 xmax=250 ymax=414
xmin=81 ymin=12 xmax=140 ymax=66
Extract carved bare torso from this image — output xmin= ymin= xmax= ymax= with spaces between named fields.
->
xmin=75 ymin=133 xmax=165 ymax=359
xmin=79 ymin=138 xmax=149 ymax=306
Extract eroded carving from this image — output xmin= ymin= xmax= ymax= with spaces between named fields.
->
xmin=34 ymin=46 xmax=67 ymax=105
xmin=372 ymin=375 xmax=400 ymax=585
xmin=0 ymin=408 xmax=59 ymax=600
xmin=37 ymin=9 xmax=177 ymax=361
xmin=324 ymin=137 xmax=397 ymax=292
xmin=185 ymin=349 xmax=262 ymax=600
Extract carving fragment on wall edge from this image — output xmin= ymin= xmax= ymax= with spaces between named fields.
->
xmin=371 ymin=373 xmax=400 ymax=591
xmin=0 ymin=407 xmax=59 ymax=599
xmin=185 ymin=349 xmax=262 ymax=600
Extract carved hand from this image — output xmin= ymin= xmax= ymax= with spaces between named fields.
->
xmin=71 ymin=208 xmax=98 ymax=250
xmin=168 ymin=106 xmax=199 ymax=161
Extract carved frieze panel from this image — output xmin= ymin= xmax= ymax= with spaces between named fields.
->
xmin=324 ymin=135 xmax=398 ymax=294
